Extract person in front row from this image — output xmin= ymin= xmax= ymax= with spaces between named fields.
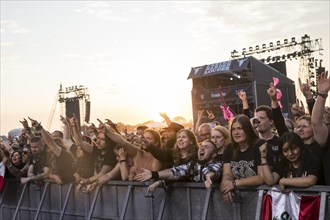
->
xmin=259 ymin=132 xmax=322 ymax=191
xmin=134 ymin=139 xmax=222 ymax=192
xmin=220 ymin=115 xmax=269 ymax=203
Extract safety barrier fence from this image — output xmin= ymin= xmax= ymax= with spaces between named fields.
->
xmin=0 ymin=179 xmax=329 ymax=220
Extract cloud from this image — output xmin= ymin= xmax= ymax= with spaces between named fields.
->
xmin=0 ymin=20 xmax=31 ymax=34
xmin=0 ymin=41 xmax=15 ymax=47
xmin=75 ymin=1 xmax=129 ymax=22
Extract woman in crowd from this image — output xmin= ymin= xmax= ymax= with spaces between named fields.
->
xmin=141 ymin=128 xmax=199 ymax=191
xmin=220 ymin=115 xmax=267 ymax=203
xmin=211 ymin=125 xmax=231 ymax=163
xmin=259 ymin=132 xmax=321 ymax=191
xmin=3 ymin=149 xmax=27 ymax=178
xmin=145 ymin=128 xmax=199 ymax=168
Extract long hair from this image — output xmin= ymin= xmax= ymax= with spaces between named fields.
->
xmin=229 ymin=115 xmax=258 ymax=160
xmin=173 ymin=129 xmax=198 ymax=165
xmin=144 ymin=129 xmax=162 ymax=148
xmin=278 ymin=132 xmax=308 ymax=177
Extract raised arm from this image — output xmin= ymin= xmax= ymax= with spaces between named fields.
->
xmin=69 ymin=115 xmax=93 ymax=154
xmin=298 ymin=77 xmax=314 ymax=115
xmin=311 ymin=71 xmax=329 ymax=148
xmin=60 ymin=115 xmax=73 ymax=150
xmin=28 ymin=117 xmax=61 ymax=157
xmin=267 ymin=82 xmax=288 ymax=136
xmin=194 ymin=109 xmax=205 ymax=135
xmin=160 ymin=112 xmax=172 ymax=126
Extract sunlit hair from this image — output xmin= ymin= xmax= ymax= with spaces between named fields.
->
xmin=296 ymin=115 xmax=311 ymax=124
xmin=229 ymin=114 xmax=258 ymax=159
xmin=255 ymin=105 xmax=273 ymax=120
xmin=173 ymin=129 xmax=198 ymax=165
xmin=198 ymin=123 xmax=212 ymax=135
xmin=144 ymin=129 xmax=162 ymax=148
xmin=278 ymin=132 xmax=308 ymax=177
xmin=212 ymin=125 xmax=231 ymax=146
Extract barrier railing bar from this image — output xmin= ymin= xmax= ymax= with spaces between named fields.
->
xmin=254 ymin=190 xmax=265 ymax=220
xmin=232 ymin=189 xmax=241 ymax=220
xmin=59 ymin=183 xmax=73 ymax=220
xmin=157 ymin=189 xmax=167 ymax=220
xmin=319 ymin=192 xmax=327 ymax=220
xmin=120 ymin=185 xmax=133 ymax=220
xmin=87 ymin=185 xmax=101 ymax=220
xmin=12 ymin=183 xmax=27 ymax=220
xmin=201 ymin=188 xmax=211 ymax=220
xmin=34 ymin=182 xmax=50 ymax=220
xmin=186 ymin=187 xmax=191 ymax=220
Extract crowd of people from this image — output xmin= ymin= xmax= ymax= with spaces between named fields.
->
xmin=0 ymin=71 xmax=329 ymax=203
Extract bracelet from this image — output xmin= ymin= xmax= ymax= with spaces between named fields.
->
xmin=317 ymin=92 xmax=328 ymax=99
xmin=261 ymin=156 xmax=267 ymax=158
xmin=232 ymin=180 xmax=237 ymax=188
xmin=151 ymin=171 xmax=159 ymax=180
xmin=261 ymin=163 xmax=268 ymax=166
xmin=119 ymin=160 xmax=126 ymax=163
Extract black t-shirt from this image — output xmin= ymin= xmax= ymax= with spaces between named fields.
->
xmin=274 ymin=152 xmax=323 ymax=184
xmin=93 ymin=147 xmax=117 ymax=174
xmin=323 ymin=131 xmax=330 ymax=185
xmin=51 ymin=149 xmax=76 ymax=184
xmin=29 ymin=150 xmax=49 ymax=176
xmin=223 ymin=143 xmax=262 ymax=179
xmin=75 ymin=154 xmax=95 ymax=178
xmin=266 ymin=135 xmax=280 ymax=165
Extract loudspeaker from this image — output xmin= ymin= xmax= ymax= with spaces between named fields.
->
xmin=85 ymin=101 xmax=91 ymax=123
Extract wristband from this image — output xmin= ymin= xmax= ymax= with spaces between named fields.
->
xmin=261 ymin=163 xmax=268 ymax=166
xmin=232 ymin=180 xmax=237 ymax=188
xmin=119 ymin=160 xmax=126 ymax=163
xmin=317 ymin=92 xmax=328 ymax=99
xmin=151 ymin=171 xmax=159 ymax=180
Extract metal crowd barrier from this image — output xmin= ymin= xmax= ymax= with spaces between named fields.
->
xmin=0 ymin=179 xmax=329 ymax=220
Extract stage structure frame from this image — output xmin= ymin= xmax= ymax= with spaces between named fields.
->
xmin=47 ymin=84 xmax=91 ymax=130
xmin=230 ymin=34 xmax=324 ymax=99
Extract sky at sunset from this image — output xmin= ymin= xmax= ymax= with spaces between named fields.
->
xmin=1 ymin=1 xmax=329 ymax=135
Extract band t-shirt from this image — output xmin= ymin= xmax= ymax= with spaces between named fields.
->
xmin=223 ymin=143 xmax=263 ymax=179
xmin=93 ymin=147 xmax=117 ymax=174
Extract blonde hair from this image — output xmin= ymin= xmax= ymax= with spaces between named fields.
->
xmin=212 ymin=125 xmax=231 ymax=146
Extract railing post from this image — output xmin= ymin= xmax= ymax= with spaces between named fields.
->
xmin=34 ymin=182 xmax=50 ymax=220
xmin=12 ymin=184 xmax=28 ymax=220
xmin=87 ymin=185 xmax=101 ymax=220
xmin=319 ymin=192 xmax=328 ymax=220
xmin=120 ymin=185 xmax=133 ymax=220
xmin=201 ymin=188 xmax=212 ymax=220
xmin=232 ymin=189 xmax=241 ymax=220
xmin=254 ymin=190 xmax=265 ymax=220
xmin=59 ymin=183 xmax=73 ymax=220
